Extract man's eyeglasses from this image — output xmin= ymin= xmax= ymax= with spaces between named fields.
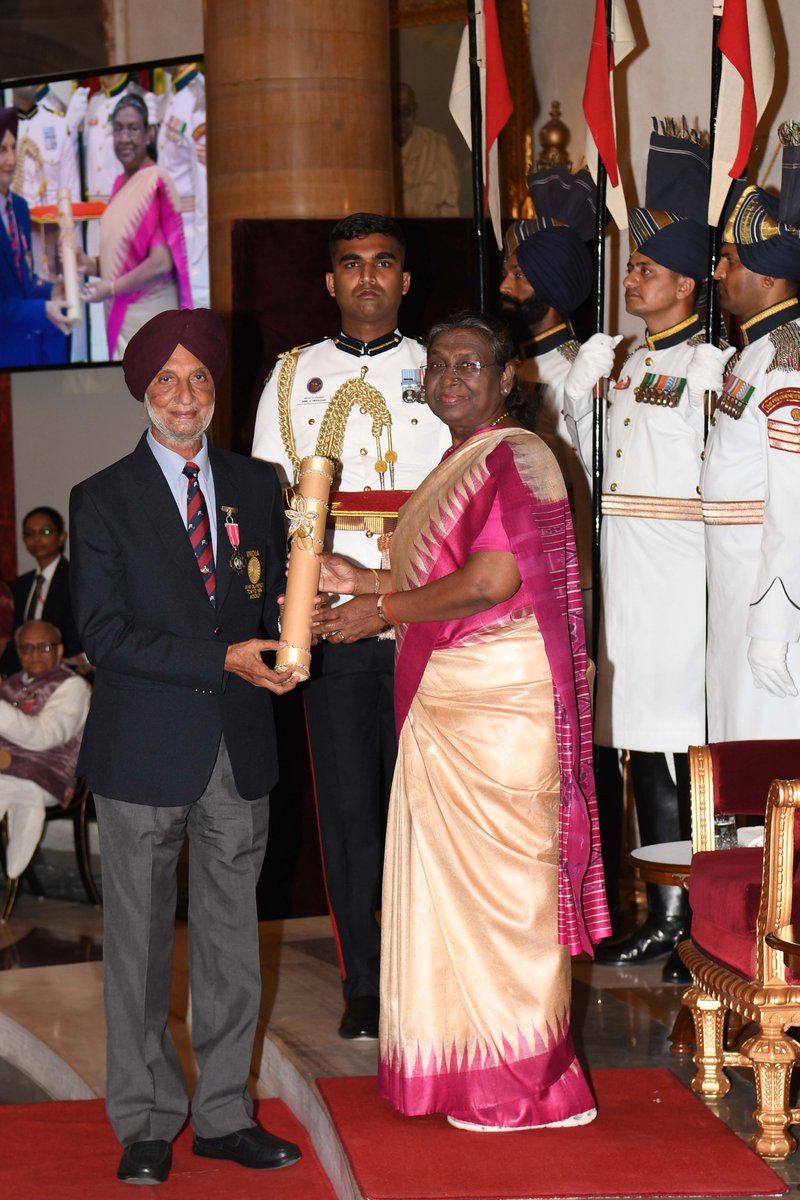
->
xmin=17 ymin=641 xmax=59 ymax=654
xmin=424 ymin=360 xmax=495 ymax=381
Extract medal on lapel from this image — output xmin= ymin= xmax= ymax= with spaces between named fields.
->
xmin=221 ymin=506 xmax=246 ymax=573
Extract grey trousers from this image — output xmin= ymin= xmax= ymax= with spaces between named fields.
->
xmin=95 ymin=739 xmax=270 ymax=1145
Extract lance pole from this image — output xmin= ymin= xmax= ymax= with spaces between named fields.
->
xmin=467 ymin=0 xmax=488 ymax=312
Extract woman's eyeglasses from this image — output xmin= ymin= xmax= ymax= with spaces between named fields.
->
xmin=424 ymin=360 xmax=495 ymax=381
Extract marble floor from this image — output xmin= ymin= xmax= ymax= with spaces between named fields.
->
xmin=1 ymin=893 xmax=799 ymax=1199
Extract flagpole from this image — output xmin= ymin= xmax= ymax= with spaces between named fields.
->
xmin=705 ymin=12 xmax=724 ymax=353
xmin=467 ymin=0 xmax=488 ymax=312
xmin=590 ymin=0 xmax=613 ymax=674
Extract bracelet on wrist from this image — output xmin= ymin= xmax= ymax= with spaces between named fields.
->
xmin=367 ymin=567 xmax=381 ymax=595
xmin=376 ymin=589 xmax=398 ymax=625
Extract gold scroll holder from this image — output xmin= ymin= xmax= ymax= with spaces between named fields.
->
xmin=57 ymin=187 xmax=82 ymax=324
xmin=275 ymin=455 xmax=335 ymax=680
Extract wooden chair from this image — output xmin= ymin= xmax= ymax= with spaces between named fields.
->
xmin=679 ymin=740 xmax=800 ymax=1158
xmin=0 ymin=777 xmax=101 ymax=921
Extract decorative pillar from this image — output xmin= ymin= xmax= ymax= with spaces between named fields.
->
xmin=204 ymin=0 xmax=394 ymax=440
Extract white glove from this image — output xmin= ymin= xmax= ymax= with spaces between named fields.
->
xmin=65 ymin=86 xmax=89 ymax=137
xmin=563 ymin=333 xmax=622 ymax=404
xmin=144 ymin=91 xmax=160 ymax=126
xmin=686 ymin=343 xmax=735 ymax=407
xmin=747 ymin=638 xmax=798 ymax=698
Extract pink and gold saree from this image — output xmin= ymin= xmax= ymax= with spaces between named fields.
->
xmin=99 ymin=163 xmax=192 ymax=358
xmin=378 ymin=427 xmax=610 ymax=1127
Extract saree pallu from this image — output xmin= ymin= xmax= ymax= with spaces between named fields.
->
xmin=99 ymin=163 xmax=192 ymax=358
xmin=378 ymin=427 xmax=609 ymax=1123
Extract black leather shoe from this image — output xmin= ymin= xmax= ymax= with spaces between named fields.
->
xmin=661 ymin=944 xmax=692 ymax=984
xmin=117 ymin=1139 xmax=171 ymax=1184
xmin=338 ymin=995 xmax=379 ymax=1040
xmin=594 ymin=916 xmax=684 ymax=965
xmin=192 ymin=1125 xmax=301 ymax=1170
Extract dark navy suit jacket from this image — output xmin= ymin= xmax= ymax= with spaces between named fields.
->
xmin=69 ymin=434 xmax=287 ymax=805
xmin=0 ymin=190 xmax=68 ymax=368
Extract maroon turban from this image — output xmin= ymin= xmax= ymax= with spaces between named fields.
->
xmin=122 ymin=308 xmax=228 ymax=402
xmin=0 ymin=108 xmax=18 ymax=144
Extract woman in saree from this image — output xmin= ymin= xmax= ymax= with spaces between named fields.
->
xmin=313 ymin=312 xmax=610 ymax=1131
xmin=78 ymin=93 xmax=192 ymax=359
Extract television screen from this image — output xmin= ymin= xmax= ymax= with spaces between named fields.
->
xmin=0 ymin=55 xmax=207 ymax=372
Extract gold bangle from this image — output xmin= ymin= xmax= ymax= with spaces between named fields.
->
xmin=367 ymin=567 xmax=381 ymax=595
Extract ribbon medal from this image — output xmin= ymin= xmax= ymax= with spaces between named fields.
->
xmin=221 ymin=506 xmax=246 ymax=574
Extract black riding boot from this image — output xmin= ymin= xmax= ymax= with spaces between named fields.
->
xmin=595 ymin=751 xmax=690 ymax=975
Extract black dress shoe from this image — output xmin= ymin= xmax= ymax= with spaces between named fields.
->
xmin=192 ymin=1125 xmax=301 ymax=1170
xmin=594 ymin=916 xmax=684 ymax=965
xmin=338 ymin=995 xmax=379 ymax=1040
xmin=117 ymin=1139 xmax=171 ymax=1184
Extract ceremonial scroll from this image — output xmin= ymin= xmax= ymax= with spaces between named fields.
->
xmin=275 ymin=455 xmax=335 ymax=680
xmin=57 ymin=187 xmax=82 ymax=323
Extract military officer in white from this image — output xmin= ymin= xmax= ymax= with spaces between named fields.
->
xmin=252 ymin=214 xmax=449 ymax=1042
xmin=564 ymin=125 xmax=711 ymax=978
xmin=157 ymin=64 xmax=208 ymax=308
xmin=699 ymin=123 xmax=800 ymax=741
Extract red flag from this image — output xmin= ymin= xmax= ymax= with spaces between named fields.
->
xmin=583 ymin=0 xmax=619 ymax=188
xmin=708 ymin=0 xmax=774 ymax=224
xmin=449 ymin=0 xmax=512 ymax=248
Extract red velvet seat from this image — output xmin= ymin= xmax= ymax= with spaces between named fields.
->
xmin=679 ymin=741 xmax=800 ymax=1159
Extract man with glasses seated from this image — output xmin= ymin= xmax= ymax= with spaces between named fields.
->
xmin=0 ymin=620 xmax=90 ymax=883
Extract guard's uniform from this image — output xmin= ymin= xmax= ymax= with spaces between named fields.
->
xmin=515 ymin=322 xmax=592 ymax=597
xmin=702 ymin=299 xmax=800 ymax=740
xmin=156 ymin=67 xmax=208 ymax=307
xmin=252 ymin=331 xmax=450 ymax=1000
xmin=13 ymin=103 xmax=80 ymax=279
xmin=567 ymin=315 xmax=707 ymax=753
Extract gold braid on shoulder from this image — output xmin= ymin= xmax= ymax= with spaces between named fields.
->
xmin=13 ymin=136 xmax=43 ymax=195
xmin=276 ymin=349 xmax=303 ymax=477
xmin=315 ymin=366 xmax=396 ymax=487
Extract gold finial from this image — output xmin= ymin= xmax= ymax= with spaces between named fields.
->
xmin=536 ymin=101 xmax=571 ymax=171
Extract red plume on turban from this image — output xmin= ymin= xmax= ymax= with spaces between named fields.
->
xmin=122 ymin=309 xmax=228 ymax=402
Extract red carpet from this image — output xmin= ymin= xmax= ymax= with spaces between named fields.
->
xmin=317 ymin=1068 xmax=787 ymax=1199
xmin=0 ymin=1097 xmax=335 ymax=1200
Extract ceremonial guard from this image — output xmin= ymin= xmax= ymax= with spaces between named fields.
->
xmin=701 ymin=123 xmax=800 ymax=740
xmin=252 ymin=213 xmax=450 ymax=1040
xmin=564 ymin=125 xmax=711 ymax=977
xmin=157 ymin=64 xmax=209 ymax=307
xmin=498 ymin=167 xmax=598 ymax=604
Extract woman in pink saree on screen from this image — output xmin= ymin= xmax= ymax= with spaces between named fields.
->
xmin=312 ymin=312 xmax=610 ymax=1131
xmin=77 ymin=93 xmax=192 ymax=359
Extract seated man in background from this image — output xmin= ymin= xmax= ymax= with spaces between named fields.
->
xmin=0 ymin=620 xmax=90 ymax=882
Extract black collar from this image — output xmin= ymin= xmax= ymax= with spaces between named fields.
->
xmin=645 ymin=313 xmax=703 ymax=350
xmin=741 ymin=298 xmax=800 ymax=345
xmin=333 ymin=329 xmax=403 ymax=357
xmin=518 ymin=322 xmax=576 ymax=360
xmin=15 ymin=105 xmax=37 ymax=121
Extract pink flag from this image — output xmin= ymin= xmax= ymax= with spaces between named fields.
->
xmin=449 ymin=0 xmax=513 ymax=249
xmin=708 ymin=0 xmax=774 ymax=224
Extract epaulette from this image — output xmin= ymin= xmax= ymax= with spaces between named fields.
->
xmin=42 ymin=104 xmax=65 ymax=118
xmin=768 ymin=322 xmax=800 ymax=373
xmin=557 ymin=338 xmax=580 ymax=365
xmin=262 ymin=343 xmax=312 ymax=388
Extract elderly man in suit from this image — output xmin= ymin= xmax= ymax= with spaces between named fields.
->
xmin=0 ymin=107 xmax=73 ymax=368
xmin=70 ymin=309 xmax=302 ymax=1186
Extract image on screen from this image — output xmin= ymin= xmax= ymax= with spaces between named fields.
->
xmin=0 ymin=55 xmax=207 ymax=373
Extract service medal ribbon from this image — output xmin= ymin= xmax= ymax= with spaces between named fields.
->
xmin=221 ymin=505 xmax=245 ymax=573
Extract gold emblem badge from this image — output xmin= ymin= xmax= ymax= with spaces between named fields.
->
xmin=247 ymin=554 xmax=261 ymax=585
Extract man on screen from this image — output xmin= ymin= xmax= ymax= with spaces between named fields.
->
xmin=0 ymin=108 xmax=73 ymax=367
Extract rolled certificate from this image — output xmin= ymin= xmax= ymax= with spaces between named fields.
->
xmin=57 ymin=187 xmax=82 ymax=323
xmin=275 ymin=455 xmax=335 ymax=679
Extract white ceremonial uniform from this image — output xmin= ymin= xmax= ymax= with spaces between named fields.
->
xmin=515 ymin=324 xmax=592 ymax=602
xmin=252 ymin=332 xmax=452 ymax=574
xmin=564 ymin=316 xmax=707 ymax=751
xmin=702 ymin=303 xmax=800 ymax=740
xmin=13 ymin=105 xmax=80 ymax=209
xmin=0 ymin=673 xmax=90 ymax=877
xmin=156 ymin=72 xmax=208 ymax=307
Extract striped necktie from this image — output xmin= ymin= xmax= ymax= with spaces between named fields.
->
xmin=26 ymin=573 xmax=45 ymax=621
xmin=182 ymin=461 xmax=216 ymax=605
xmin=4 ymin=194 xmax=21 ymax=278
